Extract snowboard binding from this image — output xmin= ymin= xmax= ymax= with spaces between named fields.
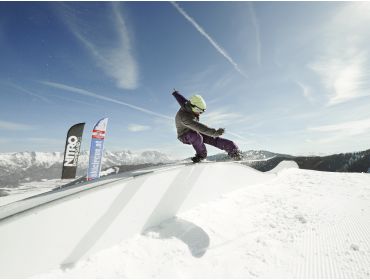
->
xmin=191 ymin=154 xmax=206 ymax=163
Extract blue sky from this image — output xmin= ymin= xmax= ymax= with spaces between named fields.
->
xmin=1 ymin=1 xmax=370 ymax=158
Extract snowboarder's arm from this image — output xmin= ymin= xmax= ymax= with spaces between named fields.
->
xmin=180 ymin=115 xmax=218 ymax=137
xmin=172 ymin=90 xmax=188 ymax=107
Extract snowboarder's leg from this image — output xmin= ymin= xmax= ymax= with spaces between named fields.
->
xmin=201 ymin=134 xmax=241 ymax=159
xmin=179 ymin=131 xmax=207 ymax=159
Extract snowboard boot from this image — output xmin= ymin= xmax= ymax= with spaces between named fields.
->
xmin=191 ymin=154 xmax=206 ymax=163
xmin=229 ymin=150 xmax=243 ymax=161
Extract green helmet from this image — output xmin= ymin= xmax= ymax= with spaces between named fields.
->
xmin=189 ymin=94 xmax=206 ymax=114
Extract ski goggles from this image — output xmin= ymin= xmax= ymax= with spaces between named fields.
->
xmin=191 ymin=104 xmax=206 ymax=114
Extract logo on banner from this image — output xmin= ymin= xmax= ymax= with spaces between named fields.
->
xmin=92 ymin=130 xmax=106 ymax=140
xmin=64 ymin=136 xmax=82 ymax=167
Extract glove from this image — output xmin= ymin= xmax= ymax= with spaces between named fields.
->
xmin=215 ymin=128 xmax=225 ymax=136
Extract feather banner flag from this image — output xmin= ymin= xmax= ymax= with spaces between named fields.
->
xmin=62 ymin=123 xmax=85 ymax=179
xmin=87 ymin=118 xmax=108 ymax=181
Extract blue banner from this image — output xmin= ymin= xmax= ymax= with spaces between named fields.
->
xmin=87 ymin=118 xmax=108 ymax=181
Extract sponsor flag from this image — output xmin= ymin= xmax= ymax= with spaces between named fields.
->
xmin=87 ymin=118 xmax=108 ymax=181
xmin=62 ymin=123 xmax=85 ymax=179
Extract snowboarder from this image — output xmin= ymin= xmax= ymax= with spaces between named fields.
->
xmin=172 ymin=90 xmax=242 ymax=163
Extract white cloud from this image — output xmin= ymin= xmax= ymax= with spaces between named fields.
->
xmin=310 ymin=51 xmax=369 ymax=105
xmin=309 ymin=2 xmax=370 ymax=105
xmin=171 ymin=2 xmax=248 ymax=78
xmin=210 ymin=72 xmax=235 ymax=93
xmin=0 ymin=139 xmax=11 ymax=144
xmin=27 ymin=138 xmax=61 ymax=144
xmin=128 ymin=124 xmax=150 ymax=132
xmin=0 ymin=120 xmax=35 ymax=131
xmin=225 ymin=130 xmax=251 ymax=144
xmin=309 ymin=117 xmax=370 ymax=136
xmin=201 ymin=109 xmax=251 ymax=142
xmin=202 ymin=109 xmax=250 ymax=127
xmin=59 ymin=2 xmax=138 ymax=90
xmin=41 ymin=81 xmax=172 ymax=120
xmin=295 ymin=81 xmax=315 ymax=103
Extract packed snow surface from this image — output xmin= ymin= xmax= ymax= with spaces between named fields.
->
xmin=35 ymin=168 xmax=370 ymax=278
xmin=268 ymin=160 xmax=299 ymax=173
xmin=0 ymin=179 xmax=64 ymax=206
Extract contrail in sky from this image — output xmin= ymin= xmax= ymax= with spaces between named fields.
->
xmin=41 ymin=81 xmax=172 ymax=120
xmin=248 ymin=2 xmax=261 ymax=66
xmin=7 ymin=82 xmax=52 ymax=104
xmin=171 ymin=1 xmax=248 ymax=78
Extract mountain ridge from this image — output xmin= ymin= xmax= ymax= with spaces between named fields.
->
xmin=228 ymin=149 xmax=370 ymax=173
xmin=1 ymin=149 xmax=369 ymax=194
xmin=0 ymin=150 xmax=172 ymax=190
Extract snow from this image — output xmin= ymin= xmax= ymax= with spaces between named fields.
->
xmin=35 ymin=168 xmax=370 ymax=279
xmin=0 ymin=162 xmax=272 ymax=278
xmin=0 ymin=152 xmax=63 ymax=170
xmin=0 ymin=179 xmax=63 ymax=206
xmin=1 ymin=162 xmax=370 ymax=278
xmin=0 ymin=150 xmax=172 ymax=172
xmin=268 ymin=160 xmax=299 ymax=173
xmin=0 ymin=150 xmax=172 ymax=199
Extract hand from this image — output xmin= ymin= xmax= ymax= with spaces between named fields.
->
xmin=215 ymin=128 xmax=225 ymax=136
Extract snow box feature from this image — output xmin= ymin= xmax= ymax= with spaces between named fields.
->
xmin=0 ymin=162 xmax=274 ymax=278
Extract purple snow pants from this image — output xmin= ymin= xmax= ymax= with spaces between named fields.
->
xmin=179 ymin=131 xmax=239 ymax=158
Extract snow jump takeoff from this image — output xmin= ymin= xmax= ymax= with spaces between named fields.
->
xmin=172 ymin=90 xmax=242 ymax=163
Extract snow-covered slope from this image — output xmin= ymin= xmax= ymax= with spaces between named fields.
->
xmin=37 ymin=168 xmax=370 ymax=278
xmin=0 ymin=150 xmax=172 ymax=191
xmin=0 ymin=152 xmax=63 ymax=173
xmin=208 ymin=150 xmax=280 ymax=161
xmin=268 ymin=160 xmax=299 ymax=173
xmin=0 ymin=162 xmax=274 ymax=278
xmin=1 ymin=162 xmax=369 ymax=278
xmin=0 ymin=179 xmax=65 ymax=207
xmin=0 ymin=150 xmax=171 ymax=171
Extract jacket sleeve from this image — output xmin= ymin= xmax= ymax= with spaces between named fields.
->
xmin=180 ymin=114 xmax=217 ymax=137
xmin=172 ymin=91 xmax=188 ymax=107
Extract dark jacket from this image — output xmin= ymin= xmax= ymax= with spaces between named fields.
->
xmin=173 ymin=91 xmax=218 ymax=138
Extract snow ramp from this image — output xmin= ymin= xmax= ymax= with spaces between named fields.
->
xmin=0 ymin=162 xmax=274 ymax=278
xmin=268 ymin=160 xmax=299 ymax=174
